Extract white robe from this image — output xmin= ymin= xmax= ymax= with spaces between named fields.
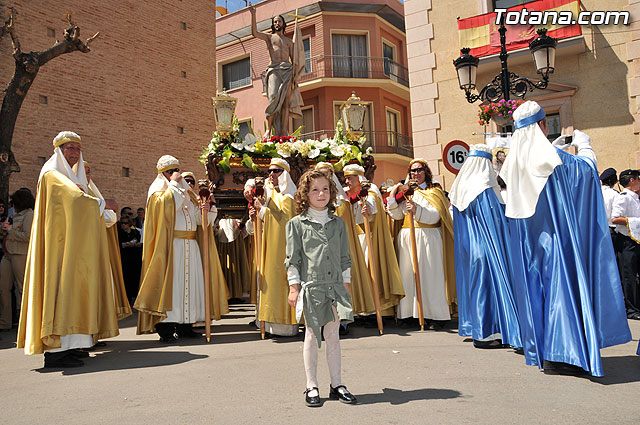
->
xmin=388 ymin=190 xmax=450 ymax=321
xmin=162 ymin=183 xmax=216 ymax=324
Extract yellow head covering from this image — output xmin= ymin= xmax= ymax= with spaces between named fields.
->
xmin=156 ymin=155 xmax=180 ymax=174
xmin=270 ymin=158 xmax=290 ymax=173
xmin=52 ymin=131 xmax=82 ymax=148
xmin=343 ymin=164 xmax=365 ymax=177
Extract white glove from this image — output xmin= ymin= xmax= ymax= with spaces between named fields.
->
xmin=571 ymin=129 xmax=591 ymax=149
xmin=551 ymin=134 xmax=571 ymax=149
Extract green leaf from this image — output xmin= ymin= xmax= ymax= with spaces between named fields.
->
xmin=241 ymin=154 xmax=260 ymax=171
xmin=290 ymin=125 xmax=303 ymax=138
xmin=218 ymin=157 xmax=230 ymax=173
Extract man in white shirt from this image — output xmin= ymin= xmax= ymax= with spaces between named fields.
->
xmin=600 ymin=168 xmax=619 ymax=229
xmin=611 ymin=169 xmax=640 ymax=320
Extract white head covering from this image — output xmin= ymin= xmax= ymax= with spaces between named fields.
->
xmin=266 ymin=158 xmax=296 ymax=199
xmin=72 ymin=160 xmax=104 ymax=200
xmin=449 ymin=144 xmax=503 ymax=211
xmin=343 ymin=164 xmax=382 ymax=199
xmin=147 ymin=155 xmax=192 ymax=201
xmin=315 ymin=162 xmax=347 ymax=203
xmin=499 ymin=100 xmax=562 ymax=219
xmin=39 ymin=131 xmax=88 ymax=192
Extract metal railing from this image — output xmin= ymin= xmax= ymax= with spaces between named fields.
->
xmin=300 ymin=130 xmax=414 ymax=158
xmin=299 ymin=55 xmax=409 ymax=87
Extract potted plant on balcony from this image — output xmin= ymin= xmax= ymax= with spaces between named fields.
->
xmin=478 ymin=99 xmax=524 ymax=126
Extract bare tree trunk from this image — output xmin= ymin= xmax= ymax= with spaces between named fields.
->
xmin=0 ymin=9 xmax=99 ymax=203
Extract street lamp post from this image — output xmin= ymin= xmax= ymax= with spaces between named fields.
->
xmin=453 ymin=20 xmax=558 ymax=103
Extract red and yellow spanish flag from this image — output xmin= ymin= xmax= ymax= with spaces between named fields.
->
xmin=458 ymin=0 xmax=582 ymax=57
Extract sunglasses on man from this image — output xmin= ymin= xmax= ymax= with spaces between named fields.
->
xmin=410 ymin=167 xmax=426 ymax=174
xmin=268 ymin=168 xmax=284 ymax=174
xmin=184 ymin=178 xmax=195 ymax=185
xmin=165 ymin=168 xmax=180 ymax=175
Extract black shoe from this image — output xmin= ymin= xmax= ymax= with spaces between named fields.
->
xmin=69 ymin=349 xmax=90 ymax=358
xmin=543 ymin=360 xmax=588 ymax=376
xmin=473 ymin=339 xmax=505 ymax=349
xmin=44 ymin=352 xmax=84 ymax=368
xmin=176 ymin=324 xmax=202 ymax=338
xmin=304 ymin=387 xmax=321 ymax=407
xmin=159 ymin=334 xmax=178 ymax=343
xmin=329 ymin=385 xmax=357 ymax=404
xmin=339 ymin=324 xmax=349 ymax=336
xmin=628 ymin=312 xmax=640 ymax=320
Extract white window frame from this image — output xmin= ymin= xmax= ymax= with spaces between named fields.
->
xmin=218 ymin=53 xmax=252 ymax=93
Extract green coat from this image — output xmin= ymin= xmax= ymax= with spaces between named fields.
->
xmin=285 ymin=210 xmax=353 ymax=347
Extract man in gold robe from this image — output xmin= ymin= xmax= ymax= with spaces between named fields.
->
xmin=79 ymin=161 xmax=132 ymax=322
xmin=343 ymin=164 xmax=405 ymax=317
xmin=244 ymin=158 xmax=298 ymax=336
xmin=17 ymin=131 xmax=120 ymax=368
xmin=134 ymin=157 xmax=220 ymax=341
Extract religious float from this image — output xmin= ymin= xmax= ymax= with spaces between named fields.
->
xmin=200 ymin=91 xmax=377 ymax=219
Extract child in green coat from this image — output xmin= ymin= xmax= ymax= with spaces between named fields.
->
xmin=285 ymin=169 xmax=356 ymax=407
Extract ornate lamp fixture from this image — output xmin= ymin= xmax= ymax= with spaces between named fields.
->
xmin=341 ymin=91 xmax=367 ymax=142
xmin=453 ymin=22 xmax=558 ymax=103
xmin=211 ymin=89 xmax=238 ymax=138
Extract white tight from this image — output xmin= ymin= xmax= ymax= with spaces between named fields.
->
xmin=304 ymin=306 xmax=341 ymax=389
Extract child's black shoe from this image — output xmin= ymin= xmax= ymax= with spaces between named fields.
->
xmin=329 ymin=385 xmax=357 ymax=404
xmin=304 ymin=387 xmax=321 ymax=407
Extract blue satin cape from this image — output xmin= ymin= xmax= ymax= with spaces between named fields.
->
xmin=453 ymin=189 xmax=522 ymax=348
xmin=508 ymin=148 xmax=631 ymax=377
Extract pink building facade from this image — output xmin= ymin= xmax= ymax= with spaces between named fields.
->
xmin=216 ymin=0 xmax=413 ymax=187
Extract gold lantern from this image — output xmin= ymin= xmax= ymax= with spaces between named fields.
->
xmin=341 ymin=91 xmax=367 ymax=142
xmin=212 ymin=89 xmax=238 ymax=138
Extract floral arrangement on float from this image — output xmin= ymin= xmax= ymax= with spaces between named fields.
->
xmin=477 ymin=99 xmax=524 ymax=126
xmin=200 ymin=117 xmax=371 ymax=173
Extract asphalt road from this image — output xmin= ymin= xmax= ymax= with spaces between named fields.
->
xmin=0 ymin=304 xmax=638 ymax=425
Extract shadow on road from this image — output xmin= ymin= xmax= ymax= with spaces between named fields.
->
xmin=34 ymin=350 xmax=208 ymax=375
xmin=356 ymin=387 xmax=462 ymax=405
xmin=589 ymin=355 xmax=640 ymax=385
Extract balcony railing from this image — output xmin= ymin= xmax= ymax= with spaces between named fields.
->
xmin=300 ymin=130 xmax=414 ymax=158
xmin=299 ymin=55 xmax=409 ymax=87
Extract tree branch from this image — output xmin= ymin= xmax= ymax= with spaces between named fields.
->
xmin=37 ymin=12 xmax=99 ymax=65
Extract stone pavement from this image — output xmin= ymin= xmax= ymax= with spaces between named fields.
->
xmin=0 ymin=304 xmax=638 ymax=425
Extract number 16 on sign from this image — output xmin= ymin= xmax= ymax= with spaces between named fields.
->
xmin=442 ymin=140 xmax=470 ymax=175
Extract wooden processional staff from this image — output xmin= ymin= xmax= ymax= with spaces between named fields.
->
xmin=253 ymin=177 xmax=267 ymax=340
xmin=359 ymin=181 xmax=384 ymax=335
xmin=405 ymin=179 xmax=425 ymax=331
xmin=198 ymin=181 xmax=213 ymax=342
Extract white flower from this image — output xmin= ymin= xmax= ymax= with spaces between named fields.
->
xmin=244 ymin=133 xmax=258 ymax=146
xmin=245 ymin=144 xmax=255 ymax=152
xmin=231 ymin=141 xmax=245 ymax=150
xmin=308 ymin=148 xmax=320 ymax=159
xmin=314 ymin=140 xmax=329 ymax=150
xmin=263 ymin=141 xmax=274 ymax=146
xmin=330 ymin=145 xmax=345 ymax=157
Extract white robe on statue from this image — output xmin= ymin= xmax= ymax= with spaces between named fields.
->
xmin=162 ymin=182 xmax=216 ymax=324
xmin=388 ymin=184 xmax=450 ymax=321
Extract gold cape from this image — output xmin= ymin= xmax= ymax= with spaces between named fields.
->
xmin=416 ymin=187 xmax=456 ymax=311
xmin=258 ymin=190 xmax=297 ymax=324
xmin=106 ymin=223 xmax=133 ymax=320
xmin=335 ymin=200 xmax=376 ymax=314
xmin=196 ymin=224 xmax=230 ymax=320
xmin=134 ymin=188 xmax=176 ymax=334
xmin=87 ymin=185 xmax=132 ymax=321
xmin=17 ymin=171 xmax=119 ymax=354
xmin=216 ymin=234 xmax=251 ymax=299
xmin=358 ymin=192 xmax=405 ymax=311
